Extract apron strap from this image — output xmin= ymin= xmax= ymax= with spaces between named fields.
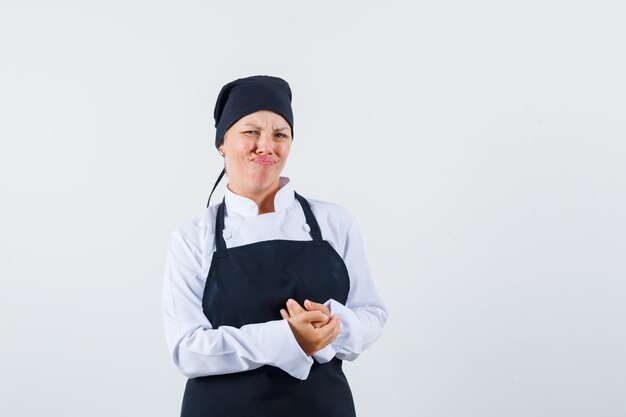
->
xmin=294 ymin=192 xmax=324 ymax=242
xmin=206 ymin=168 xmax=226 ymax=208
xmin=214 ymin=197 xmax=228 ymax=256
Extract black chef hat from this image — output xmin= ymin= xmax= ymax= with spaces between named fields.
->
xmin=213 ymin=75 xmax=294 ymax=149
xmin=207 ymin=75 xmax=294 ymax=207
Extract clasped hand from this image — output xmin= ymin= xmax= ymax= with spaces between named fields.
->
xmin=280 ymin=299 xmax=341 ymax=356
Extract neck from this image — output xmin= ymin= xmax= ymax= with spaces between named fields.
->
xmin=228 ymin=180 xmax=281 ymax=215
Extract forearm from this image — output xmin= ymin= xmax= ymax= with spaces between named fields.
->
xmin=166 ymin=316 xmax=313 ymax=379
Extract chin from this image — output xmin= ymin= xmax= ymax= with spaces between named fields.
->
xmin=248 ymin=173 xmax=280 ymax=192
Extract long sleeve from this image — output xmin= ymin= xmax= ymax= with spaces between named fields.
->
xmin=312 ymin=217 xmax=388 ymax=363
xmin=161 ymin=229 xmax=314 ymax=380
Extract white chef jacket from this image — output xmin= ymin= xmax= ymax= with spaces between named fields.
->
xmin=161 ymin=176 xmax=388 ymax=381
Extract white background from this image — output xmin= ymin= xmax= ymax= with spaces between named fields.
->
xmin=1 ymin=1 xmax=625 ymax=416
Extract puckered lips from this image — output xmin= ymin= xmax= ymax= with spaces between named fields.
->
xmin=251 ymin=156 xmax=277 ymax=167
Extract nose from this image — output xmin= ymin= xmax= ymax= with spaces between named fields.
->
xmin=255 ymin=130 xmax=274 ymax=154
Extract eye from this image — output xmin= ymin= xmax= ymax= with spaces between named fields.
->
xmin=244 ymin=130 xmax=259 ymax=135
xmin=275 ymin=132 xmax=288 ymax=139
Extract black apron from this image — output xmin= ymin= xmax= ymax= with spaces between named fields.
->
xmin=180 ymin=191 xmax=356 ymax=417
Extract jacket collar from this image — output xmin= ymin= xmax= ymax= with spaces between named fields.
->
xmin=223 ymin=176 xmax=294 ymax=219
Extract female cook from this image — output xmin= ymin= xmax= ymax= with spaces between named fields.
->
xmin=161 ymin=75 xmax=388 ymax=417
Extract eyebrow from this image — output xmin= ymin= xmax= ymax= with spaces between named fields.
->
xmin=243 ymin=123 xmax=289 ymax=131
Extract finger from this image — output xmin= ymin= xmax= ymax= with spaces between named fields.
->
xmin=280 ymin=309 xmax=290 ymax=320
xmin=291 ymin=299 xmax=306 ymax=314
xmin=317 ymin=320 xmax=341 ymax=349
xmin=315 ymin=316 xmax=341 ymax=339
xmin=287 ymin=299 xmax=306 ymax=316
xmin=319 ymin=321 xmax=341 ymax=347
xmin=310 ymin=310 xmax=332 ymax=329
xmin=286 ymin=299 xmax=298 ymax=317
xmin=316 ymin=314 xmax=340 ymax=328
xmin=295 ymin=310 xmax=328 ymax=325
xmin=304 ymin=299 xmax=330 ymax=316
xmin=311 ymin=319 xmax=329 ymax=329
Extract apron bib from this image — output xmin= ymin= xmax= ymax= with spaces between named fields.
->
xmin=180 ymin=192 xmax=356 ymax=417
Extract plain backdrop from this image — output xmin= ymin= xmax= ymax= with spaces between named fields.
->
xmin=1 ymin=1 xmax=625 ymax=416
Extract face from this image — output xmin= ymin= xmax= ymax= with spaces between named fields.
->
xmin=219 ymin=110 xmax=292 ymax=197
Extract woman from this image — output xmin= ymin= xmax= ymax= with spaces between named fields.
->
xmin=161 ymin=75 xmax=388 ymax=417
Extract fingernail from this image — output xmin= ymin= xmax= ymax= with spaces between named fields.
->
xmin=287 ymin=299 xmax=293 ymax=305
xmin=322 ymin=314 xmax=328 ymax=321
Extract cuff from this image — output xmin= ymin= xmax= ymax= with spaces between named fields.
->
xmin=313 ymin=344 xmax=336 ymax=363
xmin=324 ymin=298 xmax=364 ymax=356
xmin=256 ymin=319 xmax=313 ymax=380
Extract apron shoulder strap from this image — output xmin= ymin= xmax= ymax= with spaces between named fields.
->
xmin=214 ymin=197 xmax=228 ymax=256
xmin=294 ymin=191 xmax=324 ymax=243
xmin=206 ymin=168 xmax=226 ymax=208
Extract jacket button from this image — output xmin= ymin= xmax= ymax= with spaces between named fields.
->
xmin=222 ymin=229 xmax=233 ymax=240
xmin=303 ymin=223 xmax=311 ymax=232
